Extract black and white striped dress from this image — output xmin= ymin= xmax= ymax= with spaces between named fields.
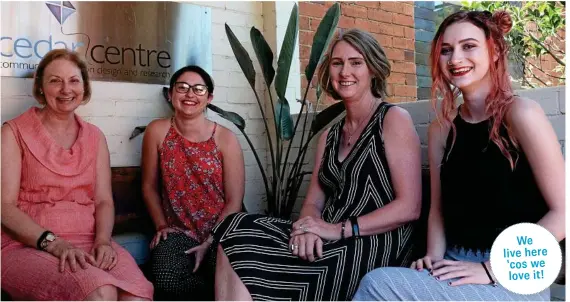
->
xmin=212 ymin=102 xmax=415 ymax=300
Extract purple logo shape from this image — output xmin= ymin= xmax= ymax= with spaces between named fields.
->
xmin=45 ymin=1 xmax=76 ymax=25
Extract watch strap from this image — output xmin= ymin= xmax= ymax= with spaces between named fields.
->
xmin=36 ymin=230 xmax=53 ymax=250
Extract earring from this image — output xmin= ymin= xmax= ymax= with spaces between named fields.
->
xmin=40 ymin=90 xmax=43 ymax=95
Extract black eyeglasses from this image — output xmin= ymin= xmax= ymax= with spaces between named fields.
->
xmin=174 ymin=82 xmax=209 ymax=96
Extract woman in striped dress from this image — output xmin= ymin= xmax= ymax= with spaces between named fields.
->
xmin=212 ymin=28 xmax=423 ymax=301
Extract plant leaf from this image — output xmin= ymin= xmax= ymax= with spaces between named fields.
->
xmin=207 ymin=103 xmax=246 ymax=130
xmin=129 ymin=126 xmax=147 ymax=140
xmin=304 ymin=2 xmax=341 ymax=81
xmin=311 ymin=101 xmax=346 ymax=134
xmin=225 ymin=23 xmax=256 ymax=90
xmin=250 ymin=27 xmax=275 ymax=88
xmin=275 ymin=4 xmax=298 ymax=100
xmin=275 ymin=98 xmax=294 ymax=140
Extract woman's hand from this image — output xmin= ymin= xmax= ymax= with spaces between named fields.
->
xmin=289 ymin=233 xmax=323 ymax=262
xmin=290 ymin=216 xmax=341 ymax=241
xmin=185 ymin=236 xmax=213 ymax=272
xmin=150 ymin=226 xmax=178 ymax=249
xmin=411 ymin=255 xmax=441 ymax=272
xmin=431 ymin=259 xmax=494 ymax=286
xmin=45 ymin=238 xmax=96 ymax=273
xmin=90 ymin=241 xmax=118 ymax=271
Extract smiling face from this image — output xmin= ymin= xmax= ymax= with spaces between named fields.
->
xmin=439 ymin=21 xmax=494 ymax=91
xmin=169 ymin=71 xmax=212 ymax=117
xmin=329 ymin=40 xmax=374 ymax=102
xmin=41 ymin=58 xmax=85 ymax=114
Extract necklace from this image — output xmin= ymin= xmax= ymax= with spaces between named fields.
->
xmin=344 ymin=100 xmax=379 ymax=146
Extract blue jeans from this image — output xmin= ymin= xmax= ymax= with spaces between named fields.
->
xmin=352 ymin=247 xmax=551 ymax=301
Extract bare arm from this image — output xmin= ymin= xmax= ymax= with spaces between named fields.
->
xmin=92 ymin=131 xmax=115 ymax=245
xmin=355 ymin=107 xmax=422 ymax=236
xmin=508 ymin=98 xmax=565 ymax=241
xmin=298 ymin=129 xmax=329 ymax=220
xmin=215 ymin=127 xmax=245 ymax=224
xmin=424 ymin=119 xmax=449 ymax=260
xmin=141 ymin=120 xmax=169 ymax=231
xmin=0 ymin=124 xmax=46 ymax=247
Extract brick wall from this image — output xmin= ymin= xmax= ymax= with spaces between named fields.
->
xmin=299 ymin=1 xmax=417 ymax=108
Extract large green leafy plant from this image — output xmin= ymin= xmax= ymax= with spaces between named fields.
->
xmin=225 ymin=3 xmax=345 ymax=218
xmin=461 ymin=1 xmax=565 ymax=87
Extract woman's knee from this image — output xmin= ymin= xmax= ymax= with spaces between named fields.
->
xmin=85 ymin=284 xmax=118 ymax=301
xmin=353 ymin=268 xmax=405 ymax=301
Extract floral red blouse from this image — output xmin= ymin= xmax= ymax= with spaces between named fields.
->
xmin=159 ymin=120 xmax=225 ymax=242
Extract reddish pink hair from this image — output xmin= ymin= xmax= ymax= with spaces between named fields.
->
xmin=431 ymin=10 xmax=518 ymax=169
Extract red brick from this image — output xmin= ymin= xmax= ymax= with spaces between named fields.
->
xmin=300 ymin=59 xmax=310 ymax=73
xmin=368 ymin=8 xmax=392 ymax=23
xmin=391 ymin=24 xmax=405 ymax=37
xmin=342 ymin=4 xmax=368 ymax=18
xmin=394 ymin=84 xmax=417 ymax=97
xmin=299 ymin=16 xmax=310 ymax=30
xmin=372 ymin=22 xmax=391 ymax=35
xmin=405 ymin=74 xmax=417 ymax=86
xmin=387 ymin=72 xmax=406 ymax=84
xmin=393 ymin=37 xmax=413 ymax=50
xmin=338 ymin=16 xmax=356 ymax=29
xmin=393 ymin=13 xmax=414 ymax=27
xmin=358 ymin=1 xmax=379 ymax=8
xmin=301 ymin=76 xmax=308 ymax=90
xmin=392 ymin=62 xmax=415 ymax=74
xmin=406 ymin=38 xmax=415 ymax=50
xmin=402 ymin=3 xmax=414 ymax=16
xmin=310 ymin=17 xmax=322 ymax=31
xmin=299 ymin=2 xmax=328 ymax=18
xmin=404 ymin=27 xmax=415 ymax=39
xmin=375 ymin=34 xmax=392 ymax=48
xmin=379 ymin=2 xmax=407 ymax=14
xmin=300 ymin=30 xmax=314 ymax=46
xmin=300 ymin=45 xmax=311 ymax=60
xmin=355 ymin=18 xmax=374 ymax=32
xmin=384 ymin=48 xmax=405 ymax=61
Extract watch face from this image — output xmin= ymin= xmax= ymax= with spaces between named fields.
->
xmin=46 ymin=233 xmax=56 ymax=241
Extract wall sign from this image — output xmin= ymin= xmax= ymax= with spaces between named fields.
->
xmin=1 ymin=1 xmax=212 ymax=84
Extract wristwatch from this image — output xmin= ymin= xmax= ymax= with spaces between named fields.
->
xmin=37 ymin=230 xmax=57 ymax=250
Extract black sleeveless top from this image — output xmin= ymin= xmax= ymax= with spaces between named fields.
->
xmin=440 ymin=112 xmax=548 ymax=252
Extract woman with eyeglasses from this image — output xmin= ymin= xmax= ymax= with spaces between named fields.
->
xmin=352 ymin=10 xmax=564 ymax=301
xmin=141 ymin=65 xmax=245 ymax=300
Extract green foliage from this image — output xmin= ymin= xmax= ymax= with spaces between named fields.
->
xmin=226 ymin=3 xmax=343 ymax=218
xmin=461 ymin=1 xmax=565 ymax=87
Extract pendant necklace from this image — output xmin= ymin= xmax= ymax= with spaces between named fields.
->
xmin=345 ymin=100 xmax=378 ymax=147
